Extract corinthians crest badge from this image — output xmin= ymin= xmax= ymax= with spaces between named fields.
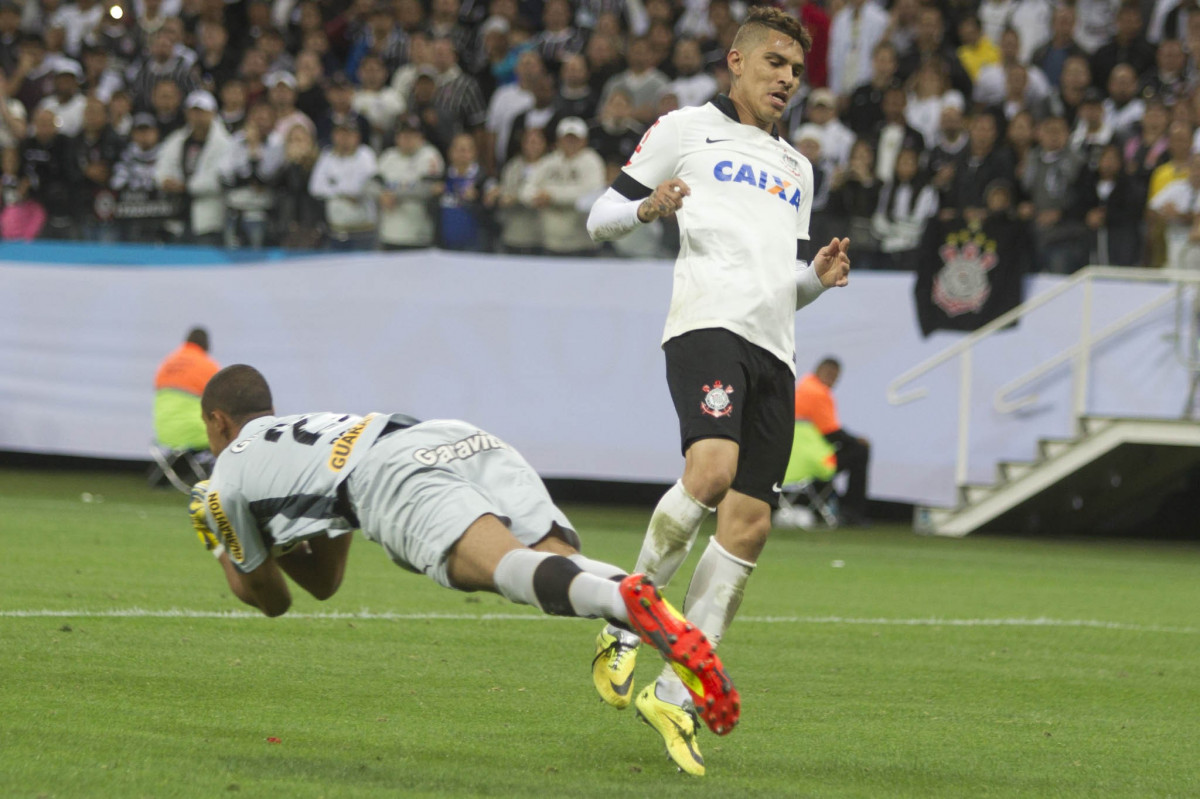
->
xmin=700 ymin=380 xmax=734 ymax=417
xmin=933 ymin=235 xmax=998 ymax=317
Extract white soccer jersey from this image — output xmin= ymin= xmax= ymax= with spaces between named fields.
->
xmin=618 ymin=96 xmax=814 ymax=370
xmin=197 ymin=412 xmax=407 ymax=573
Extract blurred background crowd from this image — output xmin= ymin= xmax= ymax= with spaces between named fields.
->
xmin=1 ymin=0 xmax=1198 ymax=268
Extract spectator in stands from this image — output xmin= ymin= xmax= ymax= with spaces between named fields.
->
xmin=507 ymin=71 xmax=559 ymax=164
xmin=827 ymin=138 xmax=882 ymax=270
xmin=127 ymin=28 xmax=198 ymax=110
xmin=345 ymin=3 xmax=408 ymax=79
xmin=793 ymin=357 xmax=872 ymax=526
xmin=352 ymin=55 xmax=404 ymax=152
xmin=438 ymin=130 xmax=487 ymax=251
xmin=871 ymin=85 xmax=924 ymax=183
xmin=828 ymin=0 xmax=889 ymax=98
xmin=80 ymin=44 xmax=123 ymax=105
xmin=1091 ymin=3 xmax=1156 ymax=89
xmin=220 ymin=102 xmax=283 ymax=249
xmin=1140 ymin=37 xmax=1191 ymax=106
xmin=588 ymin=88 xmax=643 ymax=175
xmin=110 ymin=112 xmax=163 ymax=242
xmin=530 ymin=0 xmax=585 ymax=70
xmin=1148 ymin=119 xmax=1192 ymax=201
xmin=1033 ymin=4 xmax=1086 ymax=88
xmin=955 ymin=15 xmax=1000 ymax=83
xmin=377 ymin=115 xmax=444 ymax=250
xmin=0 ymin=1 xmax=19 ymax=77
xmin=1081 ymin=143 xmax=1143 ymax=266
xmin=906 ymin=60 xmax=964 ymax=147
xmin=898 ymin=6 xmax=973 ymax=99
xmin=156 ymin=90 xmax=231 ymax=244
xmin=928 ymin=97 xmax=970 ymax=176
xmin=275 ymin=123 xmax=323 ymax=248
xmin=474 ymin=16 xmax=513 ymax=100
xmin=309 ymin=115 xmax=377 ymax=251
xmin=37 ymin=60 xmax=85 ymax=135
xmin=599 ymin=36 xmax=668 ymax=124
xmin=427 ymin=0 xmax=472 ymax=58
xmin=429 ymin=36 xmax=487 ymax=154
xmin=71 ymin=96 xmax=122 ymax=241
xmin=522 ymin=116 xmax=603 ymax=256
xmin=1020 ymin=115 xmax=1089 ymax=273
xmin=556 ymin=53 xmax=597 ymax=122
xmin=218 ymin=78 xmax=247 ymax=133
xmin=667 ymin=38 xmax=717 ymax=109
xmin=237 ymin=48 xmax=269 ymax=108
xmin=1103 ymin=64 xmax=1146 ymax=139
xmin=294 ymin=51 xmax=328 ymax=123
xmin=883 ymin=0 xmax=920 ymax=58
xmin=945 ymin=111 xmax=1016 ymax=222
xmin=153 ymin=326 xmax=220 ymax=454
xmin=150 ymin=77 xmax=185 ymax=137
xmin=785 ymin=0 xmax=830 ymax=88
xmin=845 ymin=41 xmax=898 ymax=139
xmin=1071 ymin=88 xmax=1114 ymax=169
xmin=1074 ymin=0 xmax=1121 ymax=54
xmin=0 ymin=71 xmax=27 ymax=154
xmin=1124 ymin=99 xmax=1170 ymax=192
xmin=10 ymin=33 xmax=56 ymax=112
xmin=1003 ymin=109 xmax=1037 ymax=175
xmin=21 ymin=107 xmax=73 ymax=238
xmin=491 ymin=124 xmax=545 ymax=254
xmin=315 ymin=74 xmax=369 ymax=147
xmin=197 ymin=22 xmax=239 ymax=92
xmin=1148 ymin=151 xmax=1200 ymax=269
xmin=805 ymin=87 xmax=855 ymax=171
xmin=584 ymin=33 xmax=624 ymax=97
xmin=485 ymin=49 xmax=542 ymax=171
xmin=873 ymin=147 xmax=939 ymax=271
xmin=267 ymin=71 xmax=314 ymax=149
xmin=975 ymin=28 xmax=1052 ymax=109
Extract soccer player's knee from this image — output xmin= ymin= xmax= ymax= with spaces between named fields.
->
xmin=532 ymin=555 xmax=584 ymax=616
xmin=688 ymin=463 xmax=736 ymax=506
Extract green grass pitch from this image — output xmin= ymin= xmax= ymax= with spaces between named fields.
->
xmin=1 ymin=467 xmax=1197 ymax=798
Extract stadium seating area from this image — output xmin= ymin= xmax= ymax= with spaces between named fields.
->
xmin=0 ymin=0 xmax=1194 ymax=268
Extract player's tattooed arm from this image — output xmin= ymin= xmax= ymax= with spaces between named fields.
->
xmin=637 ymin=178 xmax=691 ymax=222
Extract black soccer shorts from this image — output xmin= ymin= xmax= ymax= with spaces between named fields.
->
xmin=663 ymin=327 xmax=795 ymax=508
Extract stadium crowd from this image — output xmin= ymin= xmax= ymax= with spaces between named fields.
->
xmin=0 ymin=0 xmax=1198 ymax=268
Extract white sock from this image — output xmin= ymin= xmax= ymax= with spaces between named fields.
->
xmin=568 ymin=553 xmax=626 ymax=580
xmin=493 ymin=549 xmax=628 ymax=622
xmin=655 ymin=537 xmax=755 ymax=706
xmin=634 ymin=480 xmax=714 ymax=588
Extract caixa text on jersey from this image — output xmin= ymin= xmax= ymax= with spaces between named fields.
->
xmin=712 ymin=161 xmax=803 ymax=210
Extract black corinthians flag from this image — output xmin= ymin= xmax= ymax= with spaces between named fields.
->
xmin=914 ymin=215 xmax=1030 ymax=337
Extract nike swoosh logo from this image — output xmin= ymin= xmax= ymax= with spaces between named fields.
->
xmin=772 ymin=483 xmax=783 ymax=493
xmin=609 ymin=672 xmax=634 ymax=697
xmin=705 ymin=137 xmax=733 ymax=144
xmin=666 ymin=717 xmax=705 ymax=765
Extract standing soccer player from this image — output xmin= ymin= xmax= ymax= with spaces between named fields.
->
xmin=586 ymin=7 xmax=850 ymax=775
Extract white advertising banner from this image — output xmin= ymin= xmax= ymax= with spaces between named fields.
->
xmin=0 ymin=251 xmax=1189 ymax=507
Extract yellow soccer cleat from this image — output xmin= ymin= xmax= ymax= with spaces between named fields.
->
xmin=592 ymin=628 xmax=638 ymax=709
xmin=634 ymin=684 xmax=705 ymax=776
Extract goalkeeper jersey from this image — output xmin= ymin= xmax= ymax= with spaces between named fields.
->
xmin=197 ymin=412 xmax=413 ymax=573
xmin=615 ymin=95 xmax=815 ymax=371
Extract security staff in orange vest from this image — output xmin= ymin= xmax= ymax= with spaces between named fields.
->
xmin=793 ymin=356 xmax=872 ymax=525
xmin=154 ymin=327 xmax=220 ymax=451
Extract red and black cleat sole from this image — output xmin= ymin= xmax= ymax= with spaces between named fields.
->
xmin=619 ymin=573 xmax=741 ymax=735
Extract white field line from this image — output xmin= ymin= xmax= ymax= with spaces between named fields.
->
xmin=0 ymin=608 xmax=1195 ymax=634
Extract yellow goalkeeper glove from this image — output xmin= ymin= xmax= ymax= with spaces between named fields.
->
xmin=189 ymin=480 xmax=222 ymax=553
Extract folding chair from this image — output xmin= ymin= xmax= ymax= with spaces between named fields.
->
xmin=148 ymin=443 xmax=213 ymax=493
xmin=774 ymin=422 xmax=839 ymax=529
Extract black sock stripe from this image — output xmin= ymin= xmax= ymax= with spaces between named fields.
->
xmin=532 ymin=556 xmax=584 ymax=617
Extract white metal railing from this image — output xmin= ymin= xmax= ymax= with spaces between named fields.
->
xmin=887 ymin=267 xmax=1200 ymax=491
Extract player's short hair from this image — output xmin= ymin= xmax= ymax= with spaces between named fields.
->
xmin=186 ymin=326 xmax=209 ymax=351
xmin=202 ymin=364 xmax=274 ymax=422
xmin=816 ymin=356 xmax=841 ymax=372
xmin=731 ymin=6 xmax=813 ymax=55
